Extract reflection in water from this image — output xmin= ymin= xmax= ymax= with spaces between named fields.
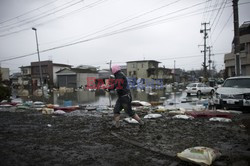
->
xmin=20 ymin=88 xmax=209 ymax=109
xmin=50 ymin=89 xmax=187 ymax=106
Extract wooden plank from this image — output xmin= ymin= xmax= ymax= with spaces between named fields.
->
xmin=111 ymin=132 xmax=177 ymax=159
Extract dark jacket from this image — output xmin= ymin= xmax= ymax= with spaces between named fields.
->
xmin=113 ymin=71 xmax=130 ymax=97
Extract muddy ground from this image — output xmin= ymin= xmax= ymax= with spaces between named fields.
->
xmin=0 ymin=108 xmax=250 ymax=166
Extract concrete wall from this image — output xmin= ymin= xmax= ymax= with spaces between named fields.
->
xmin=53 ymin=66 xmax=66 ymax=85
xmin=224 ymin=34 xmax=250 ymax=76
xmin=127 ymin=61 xmax=159 ymax=79
xmin=77 ymin=73 xmax=99 ymax=88
xmin=0 ymin=68 xmax=9 ymax=81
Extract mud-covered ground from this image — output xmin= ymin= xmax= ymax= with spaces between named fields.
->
xmin=0 ymin=108 xmax=250 ymax=166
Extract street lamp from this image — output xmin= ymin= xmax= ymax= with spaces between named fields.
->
xmin=32 ymin=27 xmax=44 ymax=100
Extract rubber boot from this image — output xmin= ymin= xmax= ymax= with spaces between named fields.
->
xmin=114 ymin=114 xmax=120 ymax=128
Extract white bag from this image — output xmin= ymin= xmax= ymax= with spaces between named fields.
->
xmin=177 ymin=146 xmax=220 ymax=166
xmin=42 ymin=108 xmax=54 ymax=114
xmin=172 ymin=115 xmax=194 ymax=120
xmin=124 ymin=117 xmax=139 ymax=124
xmin=209 ymin=117 xmax=232 ymax=123
xmin=144 ymin=113 xmax=162 ymax=119
xmin=168 ymin=110 xmax=186 ymax=115
xmin=54 ymin=110 xmax=66 ymax=115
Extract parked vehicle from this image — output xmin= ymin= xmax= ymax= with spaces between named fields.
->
xmin=185 ymin=83 xmax=215 ymax=96
xmin=214 ymin=76 xmax=250 ymax=110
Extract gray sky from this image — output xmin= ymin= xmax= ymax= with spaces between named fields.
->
xmin=0 ymin=0 xmax=249 ymax=74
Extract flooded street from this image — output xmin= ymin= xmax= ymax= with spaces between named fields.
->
xmin=25 ymin=88 xmax=199 ymax=109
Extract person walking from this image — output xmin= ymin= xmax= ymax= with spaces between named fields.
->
xmin=108 ymin=65 xmax=144 ymax=128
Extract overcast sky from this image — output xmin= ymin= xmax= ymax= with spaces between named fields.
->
xmin=0 ymin=0 xmax=249 ymax=74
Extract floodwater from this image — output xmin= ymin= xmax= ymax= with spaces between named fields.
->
xmin=22 ymin=88 xmax=212 ymax=109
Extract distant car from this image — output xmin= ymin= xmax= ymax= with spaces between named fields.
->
xmin=214 ymin=76 xmax=250 ymax=110
xmin=185 ymin=83 xmax=215 ymax=96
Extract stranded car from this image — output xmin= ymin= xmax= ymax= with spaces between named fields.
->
xmin=185 ymin=83 xmax=215 ymax=96
xmin=214 ymin=76 xmax=250 ymax=110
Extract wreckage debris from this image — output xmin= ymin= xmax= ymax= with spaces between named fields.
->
xmin=186 ymin=110 xmax=233 ymax=118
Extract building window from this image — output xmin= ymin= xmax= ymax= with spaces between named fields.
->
xmin=35 ymin=68 xmax=39 ymax=73
xmin=23 ymin=69 xmax=27 ymax=74
xmin=129 ymin=71 xmax=132 ymax=76
xmin=132 ymin=64 xmax=135 ymax=68
xmin=133 ymin=71 xmax=136 ymax=75
xmin=141 ymin=63 xmax=143 ymax=68
xmin=240 ymin=43 xmax=245 ymax=52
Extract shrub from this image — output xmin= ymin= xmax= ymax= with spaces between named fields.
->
xmin=0 ymin=84 xmax=11 ymax=102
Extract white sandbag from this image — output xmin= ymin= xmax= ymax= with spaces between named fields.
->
xmin=155 ymin=106 xmax=167 ymax=112
xmin=42 ymin=108 xmax=54 ymax=114
xmin=124 ymin=117 xmax=139 ymax=124
xmin=160 ymin=97 xmax=166 ymax=100
xmin=179 ymin=107 xmax=186 ymax=112
xmin=172 ymin=115 xmax=194 ymax=120
xmin=209 ymin=117 xmax=232 ymax=123
xmin=168 ymin=110 xmax=186 ymax=115
xmin=131 ymin=100 xmax=151 ymax=107
xmin=177 ymin=146 xmax=221 ymax=166
xmin=216 ymin=109 xmax=242 ymax=114
xmin=54 ymin=110 xmax=66 ymax=115
xmin=0 ymin=104 xmax=12 ymax=108
xmin=33 ymin=101 xmax=45 ymax=108
xmin=144 ymin=113 xmax=162 ymax=119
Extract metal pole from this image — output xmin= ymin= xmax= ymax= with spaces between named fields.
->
xmin=232 ymin=0 xmax=241 ymax=76
xmin=32 ymin=27 xmax=44 ymax=100
xmin=200 ymin=22 xmax=210 ymax=81
xmin=173 ymin=60 xmax=176 ymax=108
xmin=109 ymin=60 xmax=112 ymax=107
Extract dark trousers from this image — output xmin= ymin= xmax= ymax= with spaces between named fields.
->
xmin=114 ymin=94 xmax=135 ymax=117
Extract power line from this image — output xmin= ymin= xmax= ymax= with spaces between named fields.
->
xmin=63 ymin=0 xmax=182 ymax=44
xmin=207 ymin=0 xmax=221 ymax=23
xmin=0 ymin=0 xmax=84 ymax=31
xmin=0 ymin=2 xmax=249 ymax=62
xmin=210 ymin=0 xmax=227 ymax=28
xmin=210 ymin=0 xmax=228 ymax=36
xmin=0 ymin=0 xmax=106 ymax=37
xmin=0 ymin=4 xmax=232 ymax=62
xmin=0 ymin=0 xmax=59 ymax=25
xmin=212 ymin=12 xmax=232 ymax=44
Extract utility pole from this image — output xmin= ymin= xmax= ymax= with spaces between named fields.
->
xmin=173 ymin=60 xmax=176 ymax=83
xmin=200 ymin=22 xmax=210 ymax=81
xmin=32 ymin=27 xmax=44 ymax=101
xmin=109 ymin=60 xmax=112 ymax=72
xmin=106 ymin=60 xmax=112 ymax=107
xmin=207 ymin=46 xmax=213 ymax=77
xmin=232 ymin=0 xmax=241 ymax=76
xmin=212 ymin=61 xmax=216 ymax=79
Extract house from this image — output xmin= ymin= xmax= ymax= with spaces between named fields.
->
xmin=30 ymin=60 xmax=71 ymax=88
xmin=19 ymin=65 xmax=32 ymax=88
xmin=0 ymin=67 xmax=10 ymax=81
xmin=98 ymin=69 xmax=112 ymax=79
xmin=224 ymin=21 xmax=250 ymax=77
xmin=9 ymin=72 xmax=22 ymax=87
xmin=126 ymin=60 xmax=160 ymax=79
xmin=56 ymin=67 xmax=98 ymax=88
xmin=147 ymin=67 xmax=172 ymax=83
